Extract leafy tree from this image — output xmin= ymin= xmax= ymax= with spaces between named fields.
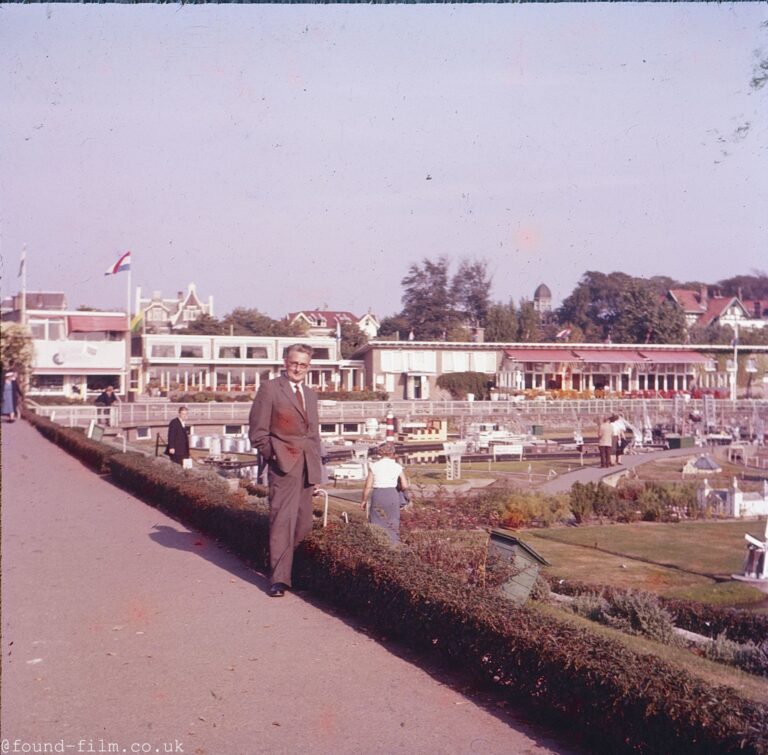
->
xmin=516 ymin=301 xmax=542 ymax=342
xmin=558 ymin=271 xmax=635 ymax=341
xmin=376 ymin=314 xmax=411 ymax=340
xmin=716 ymin=271 xmax=768 ymax=300
xmin=484 ymin=300 xmax=518 ymax=342
xmin=1 ymin=322 xmax=34 ymax=388
xmin=646 ymin=275 xmax=679 ymax=297
xmin=400 ymin=257 xmax=459 ymax=340
xmin=610 ymin=281 xmax=686 ymax=344
xmin=338 ymin=321 xmax=368 ymax=358
xmin=184 ymin=313 xmax=223 ymax=335
xmin=450 ymin=259 xmax=492 ymax=327
xmin=220 ymin=308 xmax=305 ymax=337
xmin=558 ymin=271 xmax=689 ymax=343
xmin=688 ymin=322 xmax=734 ymax=346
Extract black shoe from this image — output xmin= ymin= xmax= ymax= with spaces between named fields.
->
xmin=269 ymin=583 xmax=287 ymax=598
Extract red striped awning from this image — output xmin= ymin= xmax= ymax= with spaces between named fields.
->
xmin=571 ymin=350 xmax=648 ymax=363
xmin=638 ymin=350 xmax=712 ymax=364
xmin=503 ymin=348 xmax=578 ymax=361
xmin=67 ymin=315 xmax=129 ymax=333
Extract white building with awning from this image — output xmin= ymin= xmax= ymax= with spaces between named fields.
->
xmin=498 ymin=346 xmax=714 ymax=394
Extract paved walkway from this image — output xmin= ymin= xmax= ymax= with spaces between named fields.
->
xmin=1 ymin=421 xmax=574 ymax=755
xmin=536 ymin=446 xmax=706 ymax=494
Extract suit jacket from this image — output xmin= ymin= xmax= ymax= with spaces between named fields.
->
xmin=248 ymin=375 xmax=323 ymax=483
xmin=167 ymin=417 xmax=190 ymax=459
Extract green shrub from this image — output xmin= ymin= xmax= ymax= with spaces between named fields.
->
xmin=498 ymin=491 xmax=570 ymax=528
xmin=571 ymin=593 xmax=609 ymax=622
xmin=435 ymin=371 xmax=493 ymax=400
xmin=549 ymin=577 xmax=768 ymax=646
xmin=402 ymin=529 xmax=516 ymax=589
xmin=603 ymin=591 xmax=681 ymax=645
xmin=569 ymin=482 xmax=594 ymax=523
xmin=703 ymin=634 xmax=768 ymax=678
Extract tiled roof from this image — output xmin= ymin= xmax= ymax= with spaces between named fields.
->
xmin=742 ymin=299 xmax=768 ymax=319
xmin=699 ymin=296 xmax=740 ymax=326
xmin=288 ymin=310 xmax=361 ymax=327
xmin=669 ymin=289 xmax=706 ymax=313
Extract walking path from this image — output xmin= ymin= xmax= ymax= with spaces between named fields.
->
xmin=1 ymin=421 xmax=574 ymax=755
xmin=537 ymin=446 xmax=705 ymax=494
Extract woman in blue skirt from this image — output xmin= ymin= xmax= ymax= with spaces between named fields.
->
xmin=360 ymin=442 xmax=409 ymax=543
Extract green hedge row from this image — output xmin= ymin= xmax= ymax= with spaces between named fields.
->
xmin=26 ymin=412 xmax=118 ymax=474
xmin=297 ymin=525 xmax=768 ymax=754
xmin=24 ymin=412 xmax=768 ymax=754
xmin=547 ymin=576 xmax=768 ymax=646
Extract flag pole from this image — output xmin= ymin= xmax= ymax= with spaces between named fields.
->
xmin=20 ymin=244 xmax=27 ymax=327
xmin=125 ymin=263 xmax=132 ymax=399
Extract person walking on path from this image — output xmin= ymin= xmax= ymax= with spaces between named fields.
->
xmin=1 ymin=370 xmax=23 ymax=422
xmin=360 ymin=442 xmax=409 ymax=543
xmin=166 ymin=406 xmax=191 ymax=465
xmin=612 ymin=413 xmax=628 ymax=465
xmin=94 ymin=385 xmax=119 ymax=426
xmin=598 ymin=416 xmax=614 ymax=468
xmin=249 ymin=344 xmax=323 ymax=597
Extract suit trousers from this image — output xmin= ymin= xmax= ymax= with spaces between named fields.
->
xmin=267 ymin=461 xmax=314 ymax=587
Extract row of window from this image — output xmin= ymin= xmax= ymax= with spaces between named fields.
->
xmin=150 ymin=344 xmax=332 ymax=360
xmin=379 ymin=351 xmax=497 ymax=374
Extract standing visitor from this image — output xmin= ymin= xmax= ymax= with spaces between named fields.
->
xmin=1 ymin=370 xmax=23 ymax=422
xmin=166 ymin=406 xmax=191 ymax=465
xmin=360 ymin=442 xmax=409 ymax=543
xmin=612 ymin=414 xmax=627 ymax=465
xmin=94 ymin=385 xmax=119 ymax=426
xmin=598 ymin=416 xmax=614 ymax=468
xmin=249 ymin=344 xmax=323 ymax=598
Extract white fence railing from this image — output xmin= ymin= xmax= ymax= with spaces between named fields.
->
xmin=27 ymin=398 xmax=768 ymax=430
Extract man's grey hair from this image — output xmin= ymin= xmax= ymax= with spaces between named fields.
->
xmin=286 ymin=343 xmax=314 ymax=359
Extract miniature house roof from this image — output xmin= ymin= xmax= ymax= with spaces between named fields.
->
xmin=692 ymin=454 xmax=722 ymax=472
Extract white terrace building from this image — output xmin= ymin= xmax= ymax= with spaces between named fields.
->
xmin=138 ymin=334 xmax=365 ymax=395
xmin=352 ymin=341 xmax=755 ymax=400
xmin=2 ymin=295 xmax=130 ymax=396
xmin=498 ymin=345 xmax=713 ymax=394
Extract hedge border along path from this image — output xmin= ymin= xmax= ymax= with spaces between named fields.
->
xmin=23 ymin=412 xmax=768 ymax=754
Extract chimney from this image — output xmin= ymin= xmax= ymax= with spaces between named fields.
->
xmin=699 ymin=285 xmax=708 ymax=309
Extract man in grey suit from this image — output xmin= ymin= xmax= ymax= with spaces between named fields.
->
xmin=248 ymin=344 xmax=323 ymax=597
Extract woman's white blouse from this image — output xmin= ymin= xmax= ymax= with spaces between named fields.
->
xmin=369 ymin=458 xmax=403 ymax=488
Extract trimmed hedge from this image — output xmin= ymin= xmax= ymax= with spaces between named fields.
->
xmin=24 ymin=414 xmax=768 ymax=754
xmin=25 ymin=411 xmax=117 ymax=474
xmin=296 ymin=525 xmax=768 ymax=754
xmin=548 ymin=577 xmax=768 ymax=646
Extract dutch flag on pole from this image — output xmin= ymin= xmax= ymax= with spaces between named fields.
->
xmin=104 ymin=251 xmax=131 ymax=276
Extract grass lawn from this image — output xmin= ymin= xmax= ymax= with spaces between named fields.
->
xmin=630 ymin=455 xmax=768 ymax=490
xmin=524 ymin=520 xmax=768 ymax=606
xmin=404 ymin=459 xmax=586 ymax=487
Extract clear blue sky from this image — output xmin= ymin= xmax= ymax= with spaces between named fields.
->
xmin=1 ymin=3 xmax=766 ymax=319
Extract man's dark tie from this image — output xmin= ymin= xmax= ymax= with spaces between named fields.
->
xmin=294 ymin=384 xmax=304 ymax=411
